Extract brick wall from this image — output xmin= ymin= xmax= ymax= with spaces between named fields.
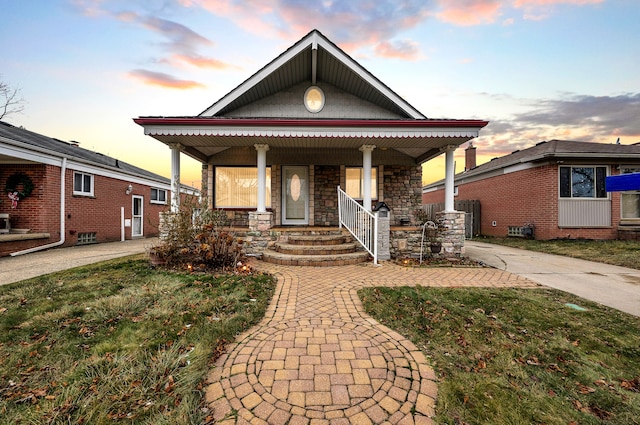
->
xmin=423 ymin=164 xmax=623 ymax=240
xmin=1 ymin=163 xmax=168 ymax=256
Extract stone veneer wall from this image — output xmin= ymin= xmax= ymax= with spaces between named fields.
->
xmin=383 ymin=165 xmax=423 ymax=225
xmin=314 ymin=165 xmax=341 ymax=226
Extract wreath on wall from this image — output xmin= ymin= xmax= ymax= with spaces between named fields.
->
xmin=5 ymin=172 xmax=34 ymax=208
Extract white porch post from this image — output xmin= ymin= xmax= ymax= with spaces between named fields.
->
xmin=255 ymin=144 xmax=269 ymax=212
xmin=360 ymin=144 xmax=376 ymax=211
xmin=169 ymin=144 xmax=182 ymax=212
xmin=443 ymin=144 xmax=457 ymax=212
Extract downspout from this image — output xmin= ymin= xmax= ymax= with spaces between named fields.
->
xmin=11 ymin=157 xmax=67 ymax=256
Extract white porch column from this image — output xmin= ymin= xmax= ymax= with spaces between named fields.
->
xmin=169 ymin=144 xmax=182 ymax=213
xmin=443 ymin=144 xmax=457 ymax=212
xmin=255 ymin=144 xmax=269 ymax=212
xmin=360 ymin=144 xmax=376 ymax=211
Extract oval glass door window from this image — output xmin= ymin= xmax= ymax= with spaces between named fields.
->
xmin=290 ymin=174 xmax=301 ymax=201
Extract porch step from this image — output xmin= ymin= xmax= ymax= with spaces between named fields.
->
xmin=275 ymin=242 xmax=358 ymax=255
xmin=261 ymin=249 xmax=370 ymax=267
xmin=286 ymin=234 xmax=348 ymax=246
xmin=260 ymin=228 xmax=370 ymax=267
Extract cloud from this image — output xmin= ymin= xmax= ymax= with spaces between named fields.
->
xmin=114 ymin=11 xmax=238 ymax=70
xmin=187 ymin=0 xmax=431 ymax=58
xmin=128 ymin=69 xmax=205 ymax=89
xmin=436 ymin=0 xmax=503 ymax=26
xmin=516 ymin=93 xmax=640 ymax=136
xmin=374 ymin=39 xmax=423 ymax=60
xmin=474 ymin=92 xmax=640 ymax=157
xmin=72 ymin=2 xmax=235 ymax=73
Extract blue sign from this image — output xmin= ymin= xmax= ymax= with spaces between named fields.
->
xmin=606 ymin=173 xmax=640 ymax=192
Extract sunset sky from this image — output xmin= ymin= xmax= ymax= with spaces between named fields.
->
xmin=2 ymin=0 xmax=638 ymax=187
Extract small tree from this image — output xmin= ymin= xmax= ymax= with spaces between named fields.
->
xmin=0 ymin=77 xmax=25 ymax=120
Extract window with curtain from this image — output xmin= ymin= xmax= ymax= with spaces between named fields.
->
xmin=345 ymin=167 xmax=377 ymax=200
xmin=215 ymin=167 xmax=271 ymax=208
xmin=621 ymin=167 xmax=640 ymax=219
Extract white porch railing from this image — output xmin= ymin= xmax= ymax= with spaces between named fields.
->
xmin=337 ymin=186 xmax=378 ymax=264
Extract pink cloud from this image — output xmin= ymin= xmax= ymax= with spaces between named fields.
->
xmin=374 ymin=40 xmax=422 ymax=61
xmin=166 ymin=54 xmax=240 ymax=70
xmin=128 ymin=69 xmax=205 ymax=89
xmin=436 ymin=0 xmax=503 ymax=26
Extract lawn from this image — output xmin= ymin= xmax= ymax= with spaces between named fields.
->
xmin=361 ymin=286 xmax=640 ymax=425
xmin=479 ymin=237 xmax=640 ymax=270
xmin=0 ymin=256 xmax=275 ymax=424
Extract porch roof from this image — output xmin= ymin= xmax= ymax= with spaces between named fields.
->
xmin=133 ymin=116 xmax=488 ymax=164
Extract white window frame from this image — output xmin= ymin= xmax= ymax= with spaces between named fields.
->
xmin=150 ymin=187 xmax=168 ymax=204
xmin=73 ymin=171 xmax=94 ymax=196
xmin=345 ymin=167 xmax=378 ymax=200
xmin=620 ymin=166 xmax=640 ymax=221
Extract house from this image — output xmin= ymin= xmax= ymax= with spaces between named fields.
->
xmin=0 ymin=120 xmax=184 ymax=256
xmin=422 ymin=140 xmax=640 ymax=240
xmin=133 ymin=29 xmax=488 ymax=262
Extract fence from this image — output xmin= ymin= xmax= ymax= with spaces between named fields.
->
xmin=422 ymin=200 xmax=481 ymax=238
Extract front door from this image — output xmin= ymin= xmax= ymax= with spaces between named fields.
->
xmin=132 ymin=195 xmax=143 ymax=237
xmin=282 ymin=166 xmax=308 ymax=225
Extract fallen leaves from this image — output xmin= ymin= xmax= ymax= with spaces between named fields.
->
xmin=620 ymin=377 xmax=640 ymax=392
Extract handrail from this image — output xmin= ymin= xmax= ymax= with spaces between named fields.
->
xmin=337 ymin=186 xmax=378 ymax=264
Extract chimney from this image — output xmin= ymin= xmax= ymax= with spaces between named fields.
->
xmin=465 ymin=142 xmax=477 ymax=171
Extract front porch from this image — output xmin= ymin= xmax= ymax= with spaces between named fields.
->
xmin=134 ymin=30 xmax=486 ymax=265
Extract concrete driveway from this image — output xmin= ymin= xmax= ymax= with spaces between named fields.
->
xmin=0 ymin=238 xmax=156 ymax=286
xmin=465 ymin=240 xmax=640 ymax=317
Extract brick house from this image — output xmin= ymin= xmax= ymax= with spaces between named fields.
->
xmin=422 ymin=140 xmax=640 ymax=240
xmin=0 ymin=120 xmax=183 ymax=256
xmin=133 ymin=29 xmax=488 ymax=262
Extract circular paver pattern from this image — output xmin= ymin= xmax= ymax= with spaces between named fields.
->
xmin=216 ymin=318 xmax=437 ymax=423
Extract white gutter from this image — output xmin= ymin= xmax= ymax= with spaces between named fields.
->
xmin=11 ymin=157 xmax=67 ymax=256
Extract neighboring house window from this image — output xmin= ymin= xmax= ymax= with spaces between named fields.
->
xmin=151 ymin=188 xmax=167 ymax=204
xmin=345 ymin=167 xmax=378 ymax=199
xmin=215 ymin=167 xmax=271 ymax=208
xmin=559 ymin=166 xmax=607 ymax=198
xmin=621 ymin=167 xmax=640 ymax=219
xmin=73 ymin=172 xmax=94 ymax=196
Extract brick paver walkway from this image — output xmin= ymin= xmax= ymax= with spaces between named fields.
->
xmin=205 ymin=262 xmax=538 ymax=424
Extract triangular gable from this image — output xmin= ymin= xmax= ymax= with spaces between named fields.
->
xmin=199 ymin=29 xmax=426 ymax=119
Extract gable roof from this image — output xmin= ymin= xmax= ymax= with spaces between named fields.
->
xmin=135 ymin=30 xmax=488 ymax=165
xmin=200 ymin=29 xmax=425 ymax=119
xmin=424 ymin=139 xmax=640 ymax=189
xmin=0 ymin=120 xmax=170 ymax=185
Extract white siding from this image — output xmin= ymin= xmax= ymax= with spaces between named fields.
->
xmin=558 ymin=199 xmax=611 ymax=227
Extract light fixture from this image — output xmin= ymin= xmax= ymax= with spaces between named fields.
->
xmin=125 ymin=184 xmax=133 ymax=195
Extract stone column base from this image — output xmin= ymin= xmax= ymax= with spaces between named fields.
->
xmin=249 ymin=211 xmax=273 ymax=232
xmin=435 ymin=211 xmax=466 ymax=257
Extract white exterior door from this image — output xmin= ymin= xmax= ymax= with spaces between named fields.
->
xmin=282 ymin=166 xmax=308 ymax=225
xmin=132 ymin=195 xmax=143 ymax=237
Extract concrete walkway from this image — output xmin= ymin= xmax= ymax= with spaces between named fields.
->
xmin=465 ymin=240 xmax=640 ymax=317
xmin=0 ymin=238 xmax=156 ymax=286
xmin=204 ymin=261 xmax=537 ymax=424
